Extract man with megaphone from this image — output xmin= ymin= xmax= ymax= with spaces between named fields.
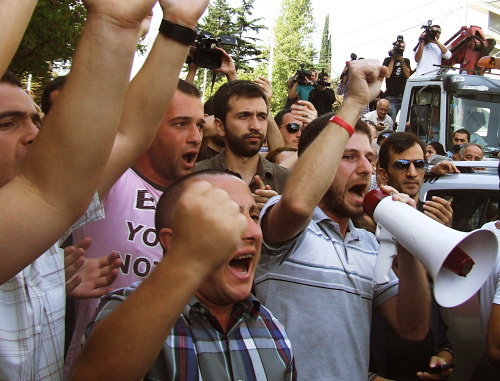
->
xmin=370 ymin=132 xmax=456 ymax=380
xmin=254 ymin=59 xmax=431 ymax=381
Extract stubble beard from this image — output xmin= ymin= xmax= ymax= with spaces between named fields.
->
xmin=225 ymin=128 xmax=264 ymax=158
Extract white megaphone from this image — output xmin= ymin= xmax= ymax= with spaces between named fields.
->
xmin=363 ymin=189 xmax=498 ymax=308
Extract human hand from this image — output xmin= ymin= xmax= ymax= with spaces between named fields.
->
xmin=213 ymin=47 xmax=237 ymax=80
xmin=252 ymin=175 xmax=278 ymax=212
xmin=169 ymin=180 xmax=247 ymax=272
xmin=254 ymin=77 xmax=272 ymax=104
xmin=64 ymin=237 xmax=122 ymax=299
xmin=291 ymin=100 xmax=317 ymax=125
xmin=379 ymin=184 xmax=417 ymax=209
xmin=159 ymin=0 xmax=210 ymax=29
xmin=346 ymin=59 xmax=387 ymax=110
xmin=416 ymin=356 xmax=454 ymax=380
xmin=430 ymin=160 xmax=460 ymax=175
xmin=423 ymin=196 xmax=453 ymax=227
xmin=82 ymin=0 xmax=158 ymax=31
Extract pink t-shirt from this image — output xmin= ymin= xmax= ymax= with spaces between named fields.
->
xmin=64 ymin=168 xmax=164 ymax=378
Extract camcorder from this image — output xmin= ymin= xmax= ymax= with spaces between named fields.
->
xmin=316 ymin=70 xmax=330 ymax=87
xmin=389 ymin=35 xmax=405 ymax=57
xmin=294 ymin=64 xmax=313 ymax=86
xmin=187 ymin=31 xmax=237 ymax=69
xmin=421 ymin=20 xmax=439 ymax=43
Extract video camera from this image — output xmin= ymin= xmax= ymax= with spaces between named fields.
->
xmin=187 ymin=31 xmax=237 ymax=69
xmin=421 ymin=20 xmax=439 ymax=43
xmin=294 ymin=64 xmax=313 ymax=86
xmin=389 ymin=35 xmax=405 ymax=57
xmin=316 ymin=70 xmax=331 ymax=87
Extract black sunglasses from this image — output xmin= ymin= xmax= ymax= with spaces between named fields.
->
xmin=284 ymin=123 xmax=301 ymax=133
xmin=393 ymin=159 xmax=426 ymax=171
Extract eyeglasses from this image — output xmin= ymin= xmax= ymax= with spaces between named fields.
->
xmin=392 ymin=159 xmax=426 ymax=172
xmin=284 ymin=123 xmax=301 ymax=133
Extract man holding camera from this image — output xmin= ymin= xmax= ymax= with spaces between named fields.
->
xmin=383 ymin=38 xmax=411 ymax=123
xmin=288 ymin=66 xmax=316 ymax=102
xmin=415 ymin=25 xmax=452 ymax=76
xmin=308 ymin=72 xmax=336 ymax=116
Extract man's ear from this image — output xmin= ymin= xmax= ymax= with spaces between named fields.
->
xmin=215 ymin=118 xmax=225 ymax=137
xmin=158 ymin=228 xmax=173 ymax=252
xmin=378 ymin=167 xmax=390 ymax=186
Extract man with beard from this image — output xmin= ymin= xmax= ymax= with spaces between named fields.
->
xmin=196 ymin=80 xmax=290 ymax=206
xmin=254 ymin=59 xmax=430 ymax=380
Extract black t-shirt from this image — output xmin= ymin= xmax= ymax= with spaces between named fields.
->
xmin=308 ymin=87 xmax=335 ymax=116
xmin=383 ymin=56 xmax=411 ymax=97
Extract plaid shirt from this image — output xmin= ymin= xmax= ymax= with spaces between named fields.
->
xmin=0 ymin=194 xmax=104 ymax=380
xmin=88 ymin=282 xmax=295 ymax=380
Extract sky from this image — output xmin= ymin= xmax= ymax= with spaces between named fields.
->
xmin=133 ymin=0 xmax=493 ymax=78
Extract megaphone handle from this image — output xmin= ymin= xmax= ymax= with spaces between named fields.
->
xmin=374 ymin=225 xmax=398 ymax=284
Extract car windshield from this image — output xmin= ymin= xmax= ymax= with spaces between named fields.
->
xmin=449 ymin=93 xmax=500 ymax=158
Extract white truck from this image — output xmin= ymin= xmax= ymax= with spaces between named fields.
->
xmin=397 ymin=71 xmax=499 ymax=159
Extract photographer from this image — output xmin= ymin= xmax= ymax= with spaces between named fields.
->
xmin=383 ymin=37 xmax=411 ymax=123
xmin=308 ymin=72 xmax=335 ymax=116
xmin=288 ymin=65 xmax=315 ymax=102
xmin=414 ymin=24 xmax=451 ymax=76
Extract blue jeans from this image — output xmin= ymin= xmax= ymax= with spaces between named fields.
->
xmin=386 ymin=96 xmax=402 ymax=126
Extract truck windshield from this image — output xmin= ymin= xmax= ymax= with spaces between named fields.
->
xmin=449 ymin=93 xmax=500 ymax=158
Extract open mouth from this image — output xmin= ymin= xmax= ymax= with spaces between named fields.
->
xmin=229 ymin=254 xmax=253 ymax=274
xmin=349 ymin=184 xmax=367 ymax=199
xmin=182 ymin=151 xmax=198 ymax=165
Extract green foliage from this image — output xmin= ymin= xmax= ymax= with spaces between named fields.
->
xmin=270 ymin=0 xmax=316 ymax=113
xmin=9 ymin=0 xmax=86 ymax=82
xmin=319 ymin=15 xmax=331 ymax=74
xmin=195 ymin=0 xmax=266 ymax=89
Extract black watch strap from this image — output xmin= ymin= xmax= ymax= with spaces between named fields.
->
xmin=158 ymin=19 xmax=197 ymax=46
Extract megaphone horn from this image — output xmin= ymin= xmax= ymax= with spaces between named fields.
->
xmin=363 ymin=189 xmax=498 ymax=308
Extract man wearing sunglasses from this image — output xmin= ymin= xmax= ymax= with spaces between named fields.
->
xmin=274 ymin=109 xmax=303 ymax=149
xmin=378 ymin=132 xmax=453 ymax=226
xmin=372 ymin=132 xmax=456 ymax=380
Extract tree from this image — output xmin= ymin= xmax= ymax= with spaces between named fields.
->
xmin=270 ymin=0 xmax=316 ymax=112
xmin=193 ymin=0 xmax=265 ymax=95
xmin=319 ymin=15 xmax=331 ymax=75
xmin=9 ymin=0 xmax=86 ymax=82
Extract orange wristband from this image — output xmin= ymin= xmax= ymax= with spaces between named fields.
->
xmin=329 ymin=115 xmax=354 ymax=137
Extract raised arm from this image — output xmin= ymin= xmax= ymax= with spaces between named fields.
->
xmin=98 ymin=0 xmax=208 ymax=197
xmin=254 ymin=76 xmax=285 ymax=152
xmin=0 ymin=0 xmax=156 ymax=284
xmin=0 ymin=0 xmax=38 ymax=76
xmin=71 ymin=180 xmax=247 ymax=381
xmin=262 ymin=60 xmax=387 ymax=244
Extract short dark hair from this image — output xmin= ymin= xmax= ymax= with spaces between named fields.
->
xmin=177 ymin=78 xmax=201 ymax=98
xmin=41 ymin=76 xmax=67 ymax=114
xmin=213 ymin=80 xmax=267 ymax=126
xmin=298 ymin=113 xmax=370 ymax=157
xmin=204 ymin=96 xmax=214 ymax=115
xmin=378 ymin=132 xmax=425 ymax=170
xmin=453 ymin=128 xmax=470 ymax=141
xmin=426 ymin=141 xmax=446 ymax=156
xmin=274 ymin=109 xmax=292 ymax=127
xmin=155 ymin=170 xmax=236 ymax=253
xmin=0 ymin=71 xmax=22 ymax=88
